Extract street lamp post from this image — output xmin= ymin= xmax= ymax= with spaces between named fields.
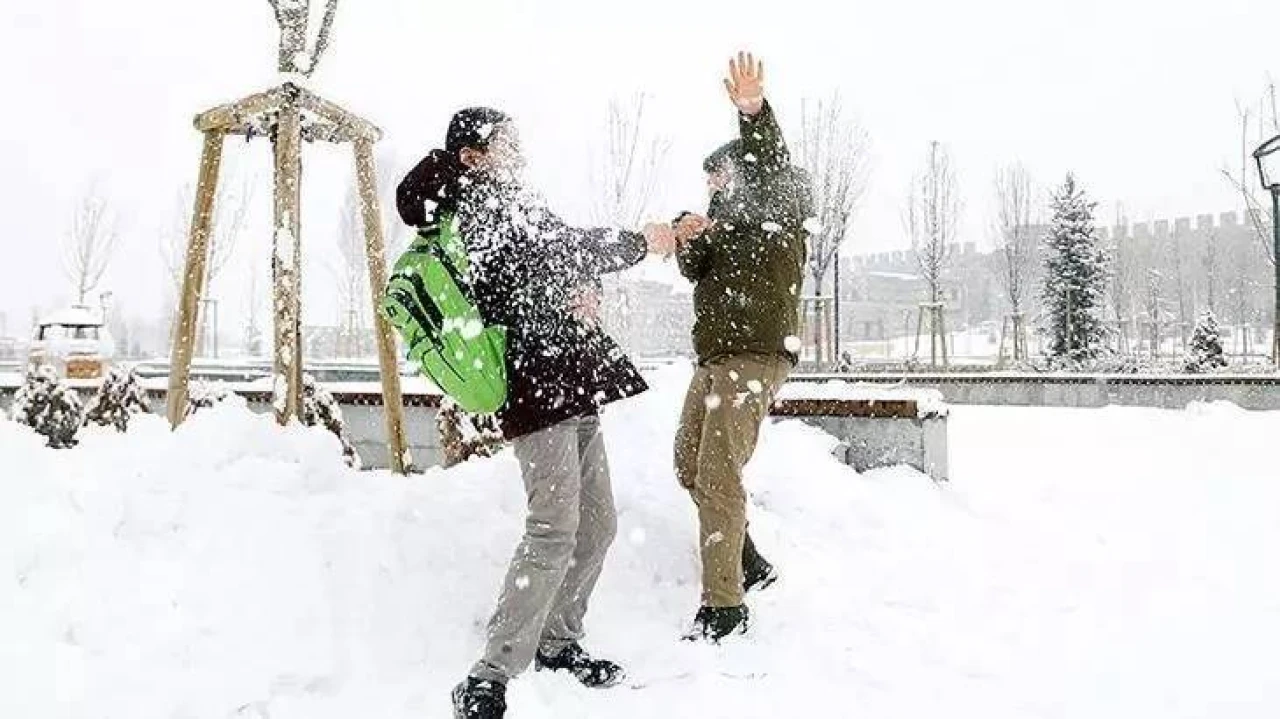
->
xmin=1252 ymin=134 xmax=1280 ymax=367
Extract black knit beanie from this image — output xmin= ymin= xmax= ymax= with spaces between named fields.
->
xmin=704 ymin=139 xmax=743 ymax=174
xmin=446 ymin=107 xmax=513 ymax=154
xmin=396 ymin=108 xmax=515 ymax=228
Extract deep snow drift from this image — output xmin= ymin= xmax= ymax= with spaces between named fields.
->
xmin=3 ymin=367 xmax=1279 ymax=718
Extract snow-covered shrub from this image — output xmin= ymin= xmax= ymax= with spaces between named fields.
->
xmin=300 ymin=374 xmax=361 ymax=469
xmin=1185 ymin=312 xmax=1228 ymax=374
xmin=11 ymin=365 xmax=83 ymax=448
xmin=185 ymin=381 xmax=232 ymax=418
xmin=83 ymin=366 xmax=151 ymax=432
xmin=437 ymin=397 xmax=504 ymax=468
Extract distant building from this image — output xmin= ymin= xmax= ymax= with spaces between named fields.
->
xmin=601 ymin=278 xmax=695 ymax=359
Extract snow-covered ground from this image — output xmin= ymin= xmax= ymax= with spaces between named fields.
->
xmin=3 ymin=367 xmax=1279 ymax=719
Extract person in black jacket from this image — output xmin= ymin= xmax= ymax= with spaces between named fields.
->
xmin=397 ymin=108 xmax=676 ymax=719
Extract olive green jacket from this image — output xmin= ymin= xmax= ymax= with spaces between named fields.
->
xmin=679 ymin=101 xmax=813 ymax=365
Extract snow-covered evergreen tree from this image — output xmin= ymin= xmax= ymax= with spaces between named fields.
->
xmin=11 ymin=366 xmax=83 ymax=448
xmin=300 ymin=374 xmax=361 ymax=469
xmin=437 ymin=397 xmax=504 ymax=467
xmin=1184 ymin=311 xmax=1228 ymax=373
xmin=1040 ymin=174 xmax=1110 ymax=364
xmin=83 ymin=366 xmax=151 ymax=431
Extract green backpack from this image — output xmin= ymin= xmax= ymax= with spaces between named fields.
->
xmin=381 ymin=214 xmax=508 ymax=414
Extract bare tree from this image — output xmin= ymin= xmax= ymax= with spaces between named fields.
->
xmin=588 ymin=94 xmax=671 ymax=354
xmin=61 ymin=190 xmax=118 ymax=305
xmin=327 ymin=149 xmax=401 ymax=358
xmin=1169 ymin=227 xmax=1193 ymax=351
xmin=590 ymin=94 xmax=671 ymax=228
xmin=991 ymin=163 xmax=1038 ymax=362
xmin=160 ymin=179 xmax=255 ymax=354
xmin=1222 ymin=96 xmax=1278 ymax=267
xmin=1107 ymin=207 xmax=1129 ymax=351
xmin=1203 ymin=229 xmax=1220 ymax=316
xmin=268 ymin=0 xmax=340 ymax=76
xmin=332 ymin=186 xmax=370 ymax=358
xmin=905 ymin=140 xmax=962 ymax=366
xmin=797 ymin=95 xmax=871 ymax=365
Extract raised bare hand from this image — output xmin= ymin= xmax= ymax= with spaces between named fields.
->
xmin=724 ymin=51 xmax=765 ymax=116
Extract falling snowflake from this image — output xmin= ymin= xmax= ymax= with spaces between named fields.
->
xmin=704 ymin=393 xmax=723 ymax=410
xmin=743 ymin=152 xmax=758 ymax=163
xmin=515 ymin=575 xmax=531 ymax=590
xmin=784 ymin=335 xmax=803 ymax=353
xmin=803 ymin=217 xmax=823 ymax=234
xmin=747 ymin=380 xmax=764 ymax=394
xmin=729 ymin=370 xmax=740 ymax=382
xmin=761 ymin=221 xmax=783 ymax=233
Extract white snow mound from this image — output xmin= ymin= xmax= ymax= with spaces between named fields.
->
xmin=3 ymin=368 xmax=1279 ymax=718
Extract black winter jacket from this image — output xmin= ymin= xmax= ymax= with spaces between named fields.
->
xmin=399 ymin=159 xmax=649 ymax=440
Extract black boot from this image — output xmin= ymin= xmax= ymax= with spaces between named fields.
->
xmin=743 ymin=532 xmax=779 ymax=594
xmin=535 ymin=642 xmax=625 ymax=688
xmin=452 ymin=677 xmax=506 ymax=719
xmin=684 ymin=605 xmax=750 ymax=643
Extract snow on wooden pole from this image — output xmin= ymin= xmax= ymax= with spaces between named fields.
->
xmin=354 ymin=138 xmax=410 ymax=473
xmin=167 ymin=131 xmax=225 ymax=428
xmin=272 ymin=101 xmax=304 ymax=424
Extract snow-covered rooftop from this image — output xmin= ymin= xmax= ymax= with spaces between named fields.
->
xmin=37 ymin=305 xmax=104 ymax=328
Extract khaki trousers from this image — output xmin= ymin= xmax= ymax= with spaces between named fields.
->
xmin=673 ymin=353 xmax=790 ymax=607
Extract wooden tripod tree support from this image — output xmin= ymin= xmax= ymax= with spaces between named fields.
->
xmin=996 ymin=312 xmax=1029 ymax=368
xmin=165 ymin=81 xmax=411 ymax=474
xmin=912 ymin=301 xmax=950 ymax=369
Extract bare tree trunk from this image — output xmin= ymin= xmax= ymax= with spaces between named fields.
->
xmin=269 ymin=0 xmax=341 ymax=77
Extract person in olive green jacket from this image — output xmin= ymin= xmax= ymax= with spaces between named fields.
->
xmin=672 ymin=52 xmax=813 ymax=642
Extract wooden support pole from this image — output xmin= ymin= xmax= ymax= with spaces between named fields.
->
xmin=354 ymin=139 xmax=411 ymax=474
xmin=167 ymin=131 xmax=225 ymax=428
xmin=272 ymin=103 xmax=304 ymax=425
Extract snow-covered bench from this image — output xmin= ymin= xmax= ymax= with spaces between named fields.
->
xmin=773 ymin=381 xmax=950 ymax=482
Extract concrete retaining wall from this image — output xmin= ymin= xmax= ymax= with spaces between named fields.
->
xmin=790 ymin=374 xmax=1280 ymax=411
xmin=796 ymin=415 xmax=949 ymax=482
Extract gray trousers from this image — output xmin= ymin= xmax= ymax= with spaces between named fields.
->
xmin=470 ymin=414 xmax=618 ymax=683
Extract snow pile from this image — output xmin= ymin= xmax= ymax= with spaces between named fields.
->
xmin=3 ymin=368 xmax=1279 ymax=718
xmin=776 ymin=378 xmax=949 ymax=418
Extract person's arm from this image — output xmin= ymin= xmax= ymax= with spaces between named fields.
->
xmin=724 ymin=52 xmax=790 ymax=176
xmin=536 ymin=203 xmax=672 ymax=278
xmin=576 ymin=227 xmax=648 ymax=275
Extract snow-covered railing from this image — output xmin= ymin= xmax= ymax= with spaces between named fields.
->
xmin=775 ymin=380 xmax=948 ymax=420
xmin=788 ymin=373 xmax=1280 ymax=411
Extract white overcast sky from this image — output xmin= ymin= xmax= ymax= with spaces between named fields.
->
xmin=1 ymin=0 xmax=1278 ymax=328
